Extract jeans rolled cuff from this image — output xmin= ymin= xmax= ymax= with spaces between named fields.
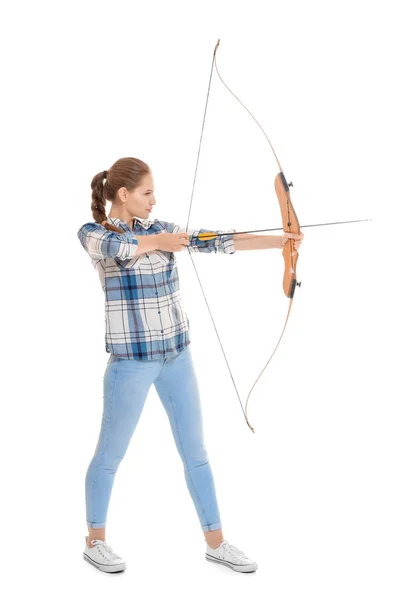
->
xmin=201 ymin=521 xmax=222 ymax=532
xmin=86 ymin=520 xmax=107 ymax=529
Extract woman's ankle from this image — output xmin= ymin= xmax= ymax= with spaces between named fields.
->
xmin=87 ymin=526 xmax=106 ymax=547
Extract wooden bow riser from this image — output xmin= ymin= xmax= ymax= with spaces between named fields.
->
xmin=274 ymin=172 xmax=300 ymax=298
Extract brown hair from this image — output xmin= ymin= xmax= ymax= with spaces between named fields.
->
xmin=91 ymin=157 xmax=150 ymax=233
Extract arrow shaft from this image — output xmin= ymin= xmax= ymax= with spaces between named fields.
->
xmin=190 ymin=218 xmax=372 ymax=239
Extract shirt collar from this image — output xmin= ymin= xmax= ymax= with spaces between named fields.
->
xmin=106 ymin=215 xmax=155 ymax=231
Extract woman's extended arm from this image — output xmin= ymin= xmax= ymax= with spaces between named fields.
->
xmin=233 ymin=232 xmax=304 ymax=251
xmin=233 ymin=233 xmax=284 ymax=251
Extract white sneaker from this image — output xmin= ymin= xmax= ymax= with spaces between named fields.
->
xmin=206 ymin=539 xmax=258 ymax=573
xmin=83 ymin=536 xmax=126 ymax=573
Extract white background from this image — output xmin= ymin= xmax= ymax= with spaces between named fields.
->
xmin=1 ymin=0 xmax=413 ymax=598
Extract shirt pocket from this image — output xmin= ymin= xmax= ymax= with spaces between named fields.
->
xmin=114 ymin=254 xmax=145 ymax=269
xmin=149 ymin=249 xmax=175 ymax=268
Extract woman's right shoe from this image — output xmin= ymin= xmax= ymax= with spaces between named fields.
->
xmin=205 ymin=539 xmax=258 ymax=572
xmin=83 ymin=536 xmax=126 ymax=573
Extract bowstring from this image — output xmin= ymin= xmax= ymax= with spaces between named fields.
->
xmin=185 ymin=40 xmax=252 ymax=431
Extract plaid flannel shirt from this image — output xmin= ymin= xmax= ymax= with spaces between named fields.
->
xmin=77 ymin=215 xmax=236 ymax=360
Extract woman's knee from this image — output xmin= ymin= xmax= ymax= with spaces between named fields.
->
xmin=185 ymin=442 xmax=210 ymax=468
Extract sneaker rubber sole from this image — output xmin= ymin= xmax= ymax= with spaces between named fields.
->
xmin=83 ymin=551 xmax=126 ymax=573
xmin=205 ymin=553 xmax=257 ymax=573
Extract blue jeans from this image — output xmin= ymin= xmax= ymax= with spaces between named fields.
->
xmin=85 ymin=345 xmax=222 ymax=532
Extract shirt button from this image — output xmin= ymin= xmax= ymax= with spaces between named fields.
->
xmin=158 ymin=311 xmax=161 ymax=314
xmin=161 ymin=330 xmax=164 ymax=333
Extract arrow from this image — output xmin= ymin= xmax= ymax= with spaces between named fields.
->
xmin=189 ymin=218 xmax=372 ymax=241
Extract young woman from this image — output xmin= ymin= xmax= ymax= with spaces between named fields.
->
xmin=77 ymin=156 xmax=303 ymax=574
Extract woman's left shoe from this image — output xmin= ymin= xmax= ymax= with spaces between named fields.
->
xmin=205 ymin=539 xmax=258 ymax=572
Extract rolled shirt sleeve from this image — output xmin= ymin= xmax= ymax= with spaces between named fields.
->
xmin=156 ymin=220 xmax=236 ymax=254
xmin=77 ymin=222 xmax=139 ymax=260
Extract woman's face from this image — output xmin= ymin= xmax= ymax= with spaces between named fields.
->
xmin=129 ymin=171 xmax=156 ymax=218
xmin=112 ymin=171 xmax=156 ymax=223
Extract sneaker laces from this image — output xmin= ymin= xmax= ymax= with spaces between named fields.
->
xmin=220 ymin=540 xmax=248 ymax=558
xmin=90 ymin=539 xmax=122 ymax=560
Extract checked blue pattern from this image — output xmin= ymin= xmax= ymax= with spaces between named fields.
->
xmin=77 ymin=215 xmax=236 ymax=360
